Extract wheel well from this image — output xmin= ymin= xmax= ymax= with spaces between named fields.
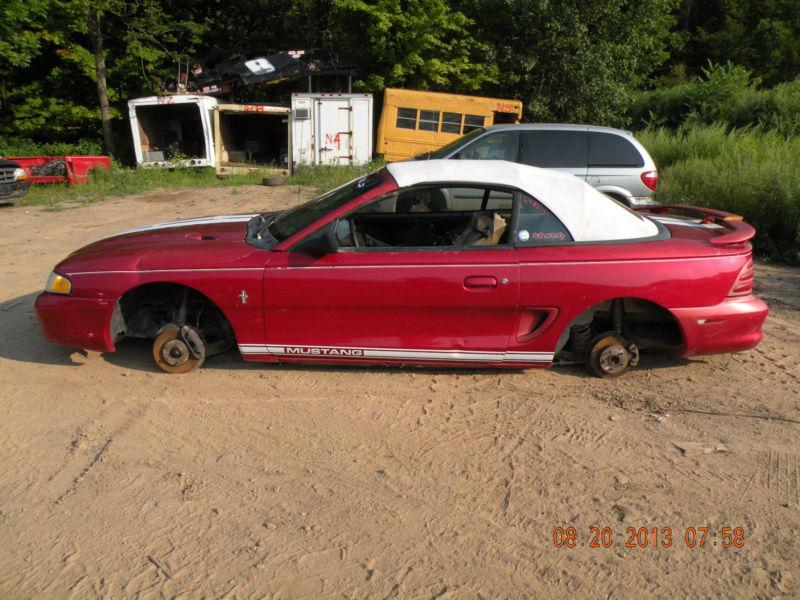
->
xmin=555 ymin=297 xmax=684 ymax=358
xmin=602 ymin=192 xmax=631 ymax=207
xmin=113 ymin=282 xmax=235 ymax=349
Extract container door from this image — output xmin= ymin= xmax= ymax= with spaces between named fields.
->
xmin=316 ymin=99 xmax=352 ymax=165
xmin=349 ymin=97 xmax=373 ymax=165
xmin=292 ymin=97 xmax=313 ymax=166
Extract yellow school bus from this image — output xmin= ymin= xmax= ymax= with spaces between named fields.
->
xmin=377 ymin=88 xmax=523 ymax=161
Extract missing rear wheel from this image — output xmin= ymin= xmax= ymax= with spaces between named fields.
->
xmin=586 ymin=333 xmax=638 ymax=378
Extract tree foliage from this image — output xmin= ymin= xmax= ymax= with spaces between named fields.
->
xmin=455 ymin=0 xmax=679 ymax=125
xmin=673 ymin=0 xmax=800 ymax=87
xmin=1 ymin=0 xmax=798 ymax=155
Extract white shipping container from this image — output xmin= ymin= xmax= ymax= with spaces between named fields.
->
xmin=291 ymin=93 xmax=373 ymax=166
xmin=128 ymin=95 xmax=218 ymax=168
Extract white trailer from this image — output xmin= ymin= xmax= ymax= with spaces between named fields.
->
xmin=291 ymin=93 xmax=373 ymax=166
xmin=128 ymin=95 xmax=217 ymax=167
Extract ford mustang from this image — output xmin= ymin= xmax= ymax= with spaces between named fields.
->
xmin=35 ymin=160 xmax=768 ymax=376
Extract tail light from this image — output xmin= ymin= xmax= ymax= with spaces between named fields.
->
xmin=728 ymin=256 xmax=754 ymax=297
xmin=641 ymin=170 xmax=658 ymax=191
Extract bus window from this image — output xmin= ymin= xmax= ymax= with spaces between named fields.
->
xmin=396 ymin=108 xmax=417 ymax=130
xmin=419 ymin=110 xmax=440 ymax=132
xmin=464 ymin=115 xmax=485 ymax=133
xmin=441 ymin=112 xmax=462 ymax=134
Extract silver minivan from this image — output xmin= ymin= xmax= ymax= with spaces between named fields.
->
xmin=421 ymin=124 xmax=659 ymax=206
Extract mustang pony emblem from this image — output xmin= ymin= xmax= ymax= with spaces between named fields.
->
xmin=239 ymin=290 xmax=249 ymax=304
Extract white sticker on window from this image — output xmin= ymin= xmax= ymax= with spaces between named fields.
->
xmin=518 ymin=230 xmax=530 ymax=241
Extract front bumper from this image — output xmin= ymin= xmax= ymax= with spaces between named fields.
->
xmin=35 ymin=292 xmax=117 ymax=352
xmin=672 ymin=295 xmax=768 ymax=357
xmin=0 ymin=181 xmax=29 ymax=204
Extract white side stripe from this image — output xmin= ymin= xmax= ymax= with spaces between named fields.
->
xmin=237 ymin=344 xmax=554 ymax=363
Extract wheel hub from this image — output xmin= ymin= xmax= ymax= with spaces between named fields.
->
xmin=598 ymin=344 xmax=630 ymax=375
xmin=161 ymin=339 xmax=190 ymax=367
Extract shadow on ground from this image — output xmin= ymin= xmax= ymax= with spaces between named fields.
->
xmin=1 ymin=292 xmax=699 ymax=377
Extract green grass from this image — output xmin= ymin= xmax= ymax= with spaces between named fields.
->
xmin=19 ymin=160 xmax=387 ymax=208
xmin=286 ymin=160 xmax=386 ymax=189
xmin=638 ymin=125 xmax=800 ymax=263
xmin=19 ymin=166 xmax=271 ymax=207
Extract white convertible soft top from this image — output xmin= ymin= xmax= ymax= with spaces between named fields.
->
xmin=386 ymin=160 xmax=659 ymax=242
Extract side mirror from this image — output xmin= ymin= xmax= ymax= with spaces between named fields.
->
xmin=292 ymin=222 xmax=338 ymax=255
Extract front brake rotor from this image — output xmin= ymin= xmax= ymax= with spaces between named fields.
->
xmin=152 ymin=324 xmax=206 ymax=374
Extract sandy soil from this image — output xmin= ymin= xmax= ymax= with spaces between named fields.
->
xmin=1 ymin=185 xmax=799 ymax=599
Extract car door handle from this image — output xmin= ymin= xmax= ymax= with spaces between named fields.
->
xmin=464 ymin=275 xmax=498 ymax=289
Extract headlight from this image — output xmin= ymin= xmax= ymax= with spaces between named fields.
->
xmin=13 ymin=167 xmax=28 ymax=181
xmin=45 ymin=272 xmax=72 ymax=295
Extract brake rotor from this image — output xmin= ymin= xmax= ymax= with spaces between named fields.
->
xmin=586 ymin=332 xmax=637 ymax=378
xmin=152 ymin=325 xmax=205 ymax=374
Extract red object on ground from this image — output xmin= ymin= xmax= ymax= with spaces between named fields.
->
xmin=6 ymin=156 xmax=111 ymax=185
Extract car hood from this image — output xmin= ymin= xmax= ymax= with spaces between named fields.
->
xmin=57 ymin=213 xmax=270 ymax=275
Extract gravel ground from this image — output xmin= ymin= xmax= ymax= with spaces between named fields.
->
xmin=1 ymin=185 xmax=798 ymax=599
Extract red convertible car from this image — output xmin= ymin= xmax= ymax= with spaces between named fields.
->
xmin=35 ymin=160 xmax=767 ymax=376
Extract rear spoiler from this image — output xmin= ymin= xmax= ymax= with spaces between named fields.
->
xmin=635 ymin=204 xmax=755 ymax=245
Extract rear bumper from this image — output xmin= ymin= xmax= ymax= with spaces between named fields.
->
xmin=34 ymin=292 xmax=117 ymax=352
xmin=672 ymin=295 xmax=768 ymax=357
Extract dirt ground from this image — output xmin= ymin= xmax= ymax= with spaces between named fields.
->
xmin=1 ymin=185 xmax=799 ymax=599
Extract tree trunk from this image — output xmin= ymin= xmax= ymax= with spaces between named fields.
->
xmin=88 ymin=7 xmax=115 ymax=157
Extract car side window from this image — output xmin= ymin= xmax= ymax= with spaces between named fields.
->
xmin=518 ymin=130 xmax=588 ymax=168
xmin=338 ymin=186 xmax=514 ymax=249
xmin=515 ymin=194 xmax=572 ymax=246
xmin=455 ymin=131 xmax=519 ymax=160
xmin=588 ymin=132 xmax=644 ymax=167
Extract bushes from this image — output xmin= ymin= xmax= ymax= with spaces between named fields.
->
xmin=638 ymin=126 xmax=800 ymax=263
xmin=631 ymin=62 xmax=800 ymax=136
xmin=0 ymin=136 xmax=104 ymax=157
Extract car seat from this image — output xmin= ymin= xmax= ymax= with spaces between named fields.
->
xmin=454 ymin=212 xmax=508 ymax=246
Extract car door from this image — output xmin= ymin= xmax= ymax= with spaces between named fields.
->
xmin=517 ymin=129 xmax=588 ymax=181
xmin=260 ymin=186 xmax=521 ymax=364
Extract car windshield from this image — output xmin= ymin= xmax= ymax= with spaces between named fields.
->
xmin=415 ymin=127 xmax=486 ymax=159
xmin=267 ymin=171 xmax=384 ymax=241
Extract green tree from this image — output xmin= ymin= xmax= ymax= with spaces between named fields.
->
xmin=332 ymin=0 xmax=497 ymax=92
xmin=457 ymin=0 xmax=679 ymax=125
xmin=0 ymin=0 xmax=49 ymax=73
xmin=673 ymin=0 xmax=800 ymax=86
xmin=1 ymin=0 xmax=205 ymax=156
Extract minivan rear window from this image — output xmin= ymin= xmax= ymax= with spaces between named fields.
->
xmin=518 ymin=130 xmax=588 ymax=168
xmin=588 ymin=132 xmax=644 ymax=167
